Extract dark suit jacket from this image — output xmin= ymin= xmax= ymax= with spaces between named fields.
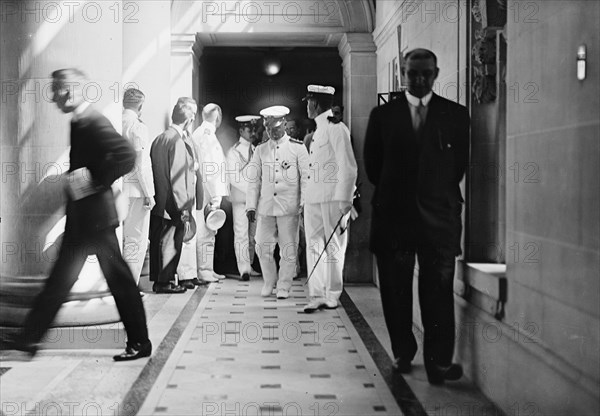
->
xmin=364 ymin=93 xmax=470 ymax=256
xmin=66 ymin=106 xmax=136 ymax=233
xmin=150 ymin=127 xmax=196 ymax=222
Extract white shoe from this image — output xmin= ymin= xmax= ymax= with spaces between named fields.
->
xmin=303 ymin=297 xmax=326 ymax=313
xmin=323 ymin=298 xmax=338 ymax=309
xmin=249 ymin=268 xmax=262 ymax=277
xmin=261 ymin=284 xmax=275 ymax=297
xmin=200 ymin=275 xmax=219 ymax=283
xmin=276 ymin=289 xmax=289 ymax=299
xmin=213 ymin=272 xmax=226 ymax=280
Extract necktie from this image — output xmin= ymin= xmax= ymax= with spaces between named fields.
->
xmin=414 ymin=100 xmax=427 ymax=134
xmin=248 ymin=145 xmax=254 ymax=162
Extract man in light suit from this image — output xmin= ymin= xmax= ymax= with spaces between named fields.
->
xmin=192 ymin=103 xmax=229 ymax=282
xmin=364 ymin=48 xmax=469 ymax=384
xmin=302 ymin=85 xmax=358 ymax=313
xmin=226 ymin=115 xmax=261 ymax=281
xmin=122 ymin=88 xmax=155 ymax=285
xmin=149 ymin=98 xmax=197 ymax=294
xmin=246 ymin=106 xmax=309 ymax=299
xmin=10 ymin=69 xmax=151 ymax=361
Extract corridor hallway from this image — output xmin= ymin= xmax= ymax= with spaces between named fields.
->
xmin=0 ymin=277 xmax=500 ymax=416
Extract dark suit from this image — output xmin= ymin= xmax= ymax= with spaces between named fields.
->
xmin=19 ymin=105 xmax=149 ymax=349
xmin=149 ymin=127 xmax=195 ymax=283
xmin=364 ymin=93 xmax=469 ymax=373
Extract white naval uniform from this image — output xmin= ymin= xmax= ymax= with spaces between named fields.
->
xmin=304 ymin=109 xmax=358 ymax=302
xmin=192 ymin=121 xmax=229 ymax=279
xmin=122 ymin=109 xmax=155 ymax=285
xmin=246 ymin=134 xmax=309 ymax=291
xmin=226 ymin=137 xmax=257 ymax=276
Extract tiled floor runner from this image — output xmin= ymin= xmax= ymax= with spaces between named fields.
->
xmin=138 ymin=278 xmax=402 ymax=415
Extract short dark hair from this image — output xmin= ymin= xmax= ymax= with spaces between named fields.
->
xmin=171 ymin=97 xmax=197 ymax=124
xmin=123 ymin=88 xmax=145 ymax=110
xmin=404 ymin=48 xmax=438 ymax=67
xmin=51 ymin=68 xmax=87 ymax=89
xmin=309 ymin=94 xmax=334 ymax=112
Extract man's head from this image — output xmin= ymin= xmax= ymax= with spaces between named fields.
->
xmin=402 ymin=48 xmax=439 ymax=98
xmin=331 ymin=105 xmax=344 ymax=123
xmin=171 ymin=97 xmax=197 ymax=132
xmin=123 ymin=88 xmax=145 ymax=116
xmin=202 ymin=103 xmax=222 ymax=128
xmin=235 ymin=115 xmax=261 ymax=142
xmin=304 ymin=85 xmax=335 ymax=119
xmin=50 ymin=68 xmax=87 ymax=113
xmin=285 ymin=118 xmax=301 ymax=139
xmin=260 ymin=106 xmax=290 ymax=141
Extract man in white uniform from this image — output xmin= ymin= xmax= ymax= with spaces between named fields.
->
xmin=246 ymin=106 xmax=309 ymax=299
xmin=122 ymin=88 xmax=155 ymax=285
xmin=192 ymin=103 xmax=229 ymax=282
xmin=226 ymin=115 xmax=261 ymax=281
xmin=303 ymin=85 xmax=358 ymax=313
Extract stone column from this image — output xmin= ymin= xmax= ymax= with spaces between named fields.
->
xmin=122 ymin=0 xmax=172 ymax=138
xmin=170 ymin=34 xmax=199 ymax=108
xmin=1 ymin=0 xmax=124 ymax=326
xmin=338 ymin=33 xmax=377 ymax=284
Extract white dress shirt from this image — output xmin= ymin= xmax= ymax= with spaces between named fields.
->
xmin=122 ymin=109 xmax=154 ymax=198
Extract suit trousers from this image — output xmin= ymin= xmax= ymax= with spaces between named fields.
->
xmin=123 ymin=197 xmax=151 ymax=285
xmin=19 ymin=226 xmax=149 ymax=347
xmin=177 ymin=209 xmax=198 ymax=280
xmin=255 ymin=214 xmax=299 ymax=291
xmin=232 ymin=201 xmax=256 ymax=275
xmin=304 ymin=202 xmax=348 ymax=301
xmin=149 ymin=215 xmax=184 ymax=283
xmin=375 ymin=247 xmax=456 ymax=369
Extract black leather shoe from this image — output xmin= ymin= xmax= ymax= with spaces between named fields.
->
xmin=392 ymin=358 xmax=412 ymax=374
xmin=427 ymin=363 xmax=463 ymax=385
xmin=189 ymin=278 xmax=207 ymax=286
xmin=113 ymin=340 xmax=152 ymax=361
xmin=153 ymin=283 xmax=187 ymax=294
xmin=179 ymin=279 xmax=196 ymax=289
xmin=241 ymin=273 xmax=250 ymax=281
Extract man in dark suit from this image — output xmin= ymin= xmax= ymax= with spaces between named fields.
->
xmin=364 ymin=49 xmax=470 ymax=384
xmin=11 ymin=68 xmax=151 ymax=361
xmin=149 ymin=97 xmax=198 ymax=293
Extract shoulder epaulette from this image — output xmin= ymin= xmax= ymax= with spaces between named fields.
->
xmin=233 ymin=141 xmax=241 ymax=148
xmin=289 ymin=138 xmax=304 ymax=144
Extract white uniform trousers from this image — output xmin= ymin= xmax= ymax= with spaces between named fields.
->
xmin=255 ymin=214 xmax=299 ymax=291
xmin=232 ymin=201 xmax=256 ymax=275
xmin=304 ymin=202 xmax=349 ymax=301
xmin=176 ymin=208 xmax=199 ymax=280
xmin=197 ymin=203 xmax=218 ymax=279
xmin=123 ymin=197 xmax=151 ymax=285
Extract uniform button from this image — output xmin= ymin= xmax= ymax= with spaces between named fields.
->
xmin=309 ymin=163 xmax=312 ymax=167
xmin=275 ymin=181 xmax=278 ymax=184
xmin=276 ymin=158 xmax=279 ymax=161
xmin=308 ymin=176 xmax=311 ymax=179
xmin=274 ymin=193 xmax=277 ymax=196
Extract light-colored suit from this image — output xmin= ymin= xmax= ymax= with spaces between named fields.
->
xmin=304 ymin=109 xmax=357 ymax=302
xmin=192 ymin=121 xmax=229 ymax=278
xmin=246 ymin=134 xmax=309 ymax=291
xmin=226 ymin=138 xmax=257 ymax=276
xmin=122 ymin=109 xmax=155 ymax=284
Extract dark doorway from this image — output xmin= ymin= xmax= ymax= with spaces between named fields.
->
xmin=199 ymin=47 xmax=343 ymax=276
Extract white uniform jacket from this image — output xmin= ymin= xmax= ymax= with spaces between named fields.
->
xmin=246 ymin=134 xmax=309 ymax=217
xmin=122 ymin=109 xmax=155 ymax=198
xmin=305 ymin=110 xmax=357 ymax=204
xmin=226 ymin=138 xmax=255 ymax=204
xmin=192 ymin=121 xmax=229 ymax=204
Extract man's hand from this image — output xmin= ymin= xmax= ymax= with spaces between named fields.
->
xmin=181 ymin=209 xmax=190 ymax=223
xmin=246 ymin=210 xmax=256 ymax=223
xmin=144 ymin=196 xmax=156 ymax=210
xmin=339 ymin=200 xmax=352 ymax=216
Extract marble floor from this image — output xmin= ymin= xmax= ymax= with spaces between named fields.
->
xmin=0 ymin=277 xmax=501 ymax=416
